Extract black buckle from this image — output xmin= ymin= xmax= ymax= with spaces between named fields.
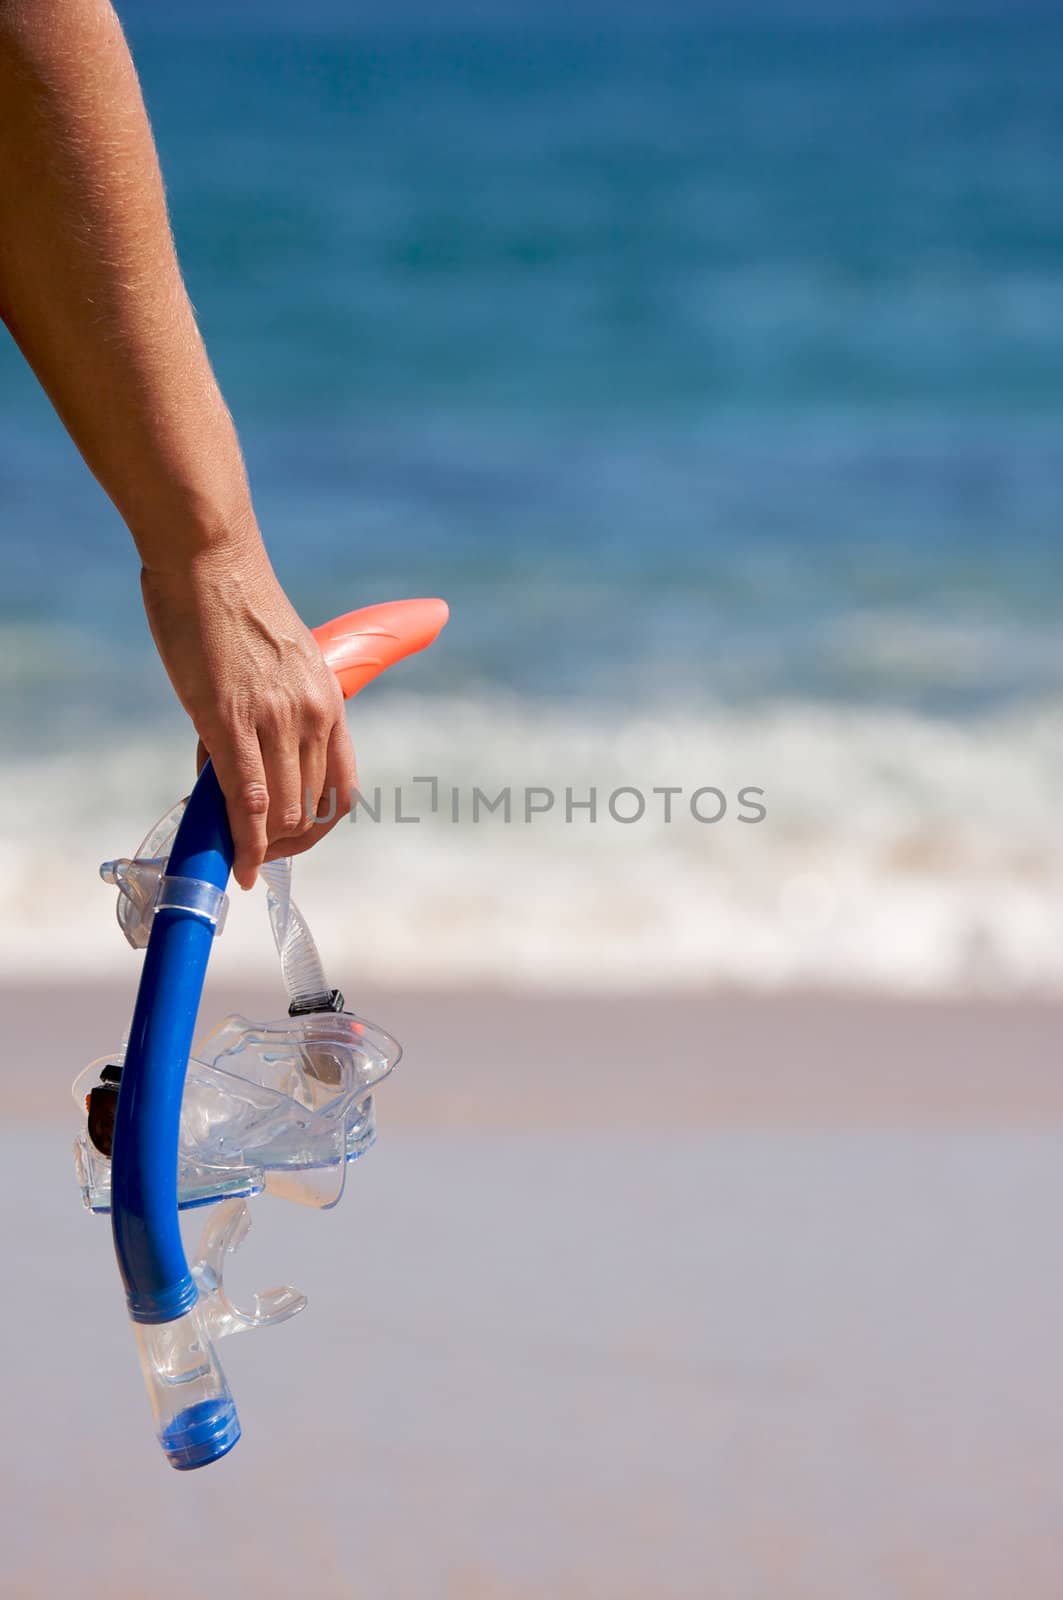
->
xmin=288 ymin=988 xmax=345 ymax=1018
xmin=86 ymin=1063 xmax=123 ymax=1158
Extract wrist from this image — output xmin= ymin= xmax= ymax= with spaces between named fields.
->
xmin=132 ymin=480 xmax=264 ymax=582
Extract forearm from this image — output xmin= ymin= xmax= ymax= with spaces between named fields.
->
xmin=0 ymin=0 xmax=256 ymax=568
xmin=0 ymin=0 xmax=357 ymax=886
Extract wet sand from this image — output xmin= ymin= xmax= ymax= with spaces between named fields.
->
xmin=4 ymin=984 xmax=1063 ymax=1597
xmin=13 ymin=979 xmax=1063 ymax=1130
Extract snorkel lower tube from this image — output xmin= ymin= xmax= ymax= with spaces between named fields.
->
xmin=111 ymin=762 xmax=239 ymax=1468
xmin=107 ymin=599 xmax=448 ymax=1469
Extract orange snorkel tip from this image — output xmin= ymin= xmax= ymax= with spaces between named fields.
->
xmin=313 ymin=598 xmax=449 ymax=702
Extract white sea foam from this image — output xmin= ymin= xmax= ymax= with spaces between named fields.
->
xmin=2 ymin=692 xmax=1060 ymax=995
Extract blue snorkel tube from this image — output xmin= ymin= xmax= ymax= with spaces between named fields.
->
xmin=102 ymin=599 xmax=449 ymax=1470
xmin=111 ymin=759 xmax=241 ymax=1469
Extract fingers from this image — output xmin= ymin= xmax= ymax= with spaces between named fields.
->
xmin=264 ymin=717 xmax=356 ymax=863
xmin=324 ymin=714 xmax=358 ymax=824
xmin=207 ymin=730 xmax=271 ymax=891
xmin=260 ymin=724 xmax=305 ymax=851
xmin=196 ymin=667 xmax=355 ymax=885
xmin=297 ymin=719 xmax=330 ymax=834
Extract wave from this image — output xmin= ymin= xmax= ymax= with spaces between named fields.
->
xmin=1 ymin=691 xmax=1060 ymax=996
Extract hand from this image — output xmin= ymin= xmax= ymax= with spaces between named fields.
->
xmin=141 ymin=539 xmax=356 ymax=889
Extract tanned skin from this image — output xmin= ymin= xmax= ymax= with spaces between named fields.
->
xmin=0 ymin=0 xmax=356 ymax=886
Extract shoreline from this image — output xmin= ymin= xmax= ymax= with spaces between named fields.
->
xmin=20 ymin=979 xmax=1063 ymax=1131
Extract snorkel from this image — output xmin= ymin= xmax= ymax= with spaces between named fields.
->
xmin=74 ymin=598 xmax=448 ymax=1469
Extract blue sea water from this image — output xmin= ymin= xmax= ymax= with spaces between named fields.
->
xmin=1 ymin=6 xmax=1061 ymax=990
xmin=2 ymin=6 xmax=1061 ymax=731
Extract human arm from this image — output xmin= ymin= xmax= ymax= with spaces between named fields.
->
xmin=0 ymin=0 xmax=354 ymax=885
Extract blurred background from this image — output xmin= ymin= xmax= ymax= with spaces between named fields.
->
xmin=4 ymin=3 xmax=1063 ymax=1596
xmin=3 ymin=0 xmax=1062 ymax=991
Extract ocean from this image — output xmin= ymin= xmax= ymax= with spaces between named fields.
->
xmin=1 ymin=6 xmax=1060 ymax=992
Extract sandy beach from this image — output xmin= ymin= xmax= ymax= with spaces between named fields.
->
xmin=5 ymin=982 xmax=1063 ymax=1598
